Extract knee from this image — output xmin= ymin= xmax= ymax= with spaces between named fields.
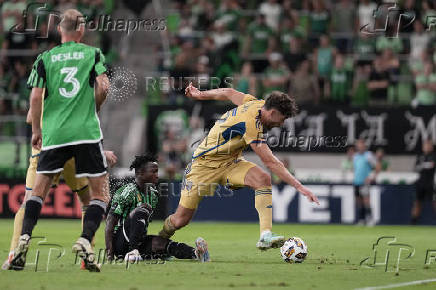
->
xmin=130 ymin=206 xmax=152 ymax=222
xmin=255 ymin=171 xmax=271 ymax=189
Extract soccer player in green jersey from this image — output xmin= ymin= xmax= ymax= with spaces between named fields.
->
xmin=105 ymin=155 xmax=210 ymax=263
xmin=10 ymin=9 xmax=110 ymax=272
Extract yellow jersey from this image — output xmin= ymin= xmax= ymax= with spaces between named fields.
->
xmin=192 ymin=94 xmax=266 ymax=166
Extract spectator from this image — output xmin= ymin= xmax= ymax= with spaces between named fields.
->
xmin=244 ymin=13 xmax=274 ymax=54
xmin=411 ymin=50 xmax=431 ymax=76
xmin=332 ymin=0 xmax=356 ymax=54
xmin=1 ymin=0 xmax=26 ymax=33
xmin=235 ymin=61 xmax=257 ymax=96
xmin=326 ymin=54 xmax=351 ymax=105
xmin=215 ymin=0 xmax=241 ymax=31
xmin=262 ymin=52 xmax=290 ymax=96
xmin=375 ymin=148 xmax=389 ymax=172
xmin=414 ymin=61 xmax=436 ymax=106
xmin=1 ymin=28 xmax=37 ymax=67
xmin=259 ymin=0 xmax=282 ymax=32
xmin=341 ymin=145 xmax=355 ymax=181
xmin=410 ymin=139 xmax=436 ymax=225
xmin=368 ymin=56 xmax=389 ymax=106
xmin=421 ymin=1 xmax=436 ymax=25
xmin=289 ymin=59 xmax=320 ymax=105
xmin=410 ymin=20 xmax=430 ymax=61
xmin=212 ymin=20 xmax=234 ymax=50
xmin=279 ymin=18 xmax=304 ymax=54
xmin=354 ymin=33 xmax=376 ymax=68
xmin=376 ymin=37 xmax=403 ymax=54
xmin=400 ymin=0 xmax=418 ymax=34
xmin=313 ymin=35 xmax=336 ymax=98
xmin=357 ymin=0 xmax=377 ymax=33
xmin=353 ymin=139 xmax=377 ymax=225
xmin=352 ymin=65 xmax=371 ymax=106
xmin=8 ymin=60 xmax=29 ymax=115
xmin=308 ymin=0 xmax=330 ymax=46
xmin=284 ymin=36 xmax=306 ymax=73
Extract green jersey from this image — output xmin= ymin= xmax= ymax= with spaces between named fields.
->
xmin=27 ymin=41 xmax=107 ymax=149
xmin=110 ymin=182 xmax=159 ymax=232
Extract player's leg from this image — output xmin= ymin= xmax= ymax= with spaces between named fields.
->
xmin=411 ymin=184 xmax=425 ymax=224
xmin=71 ymin=142 xmax=107 ymax=272
xmin=139 ymin=235 xmax=210 ymax=262
xmin=354 ymin=186 xmax=365 ymax=224
xmin=235 ymin=162 xmax=284 ymax=250
xmin=2 ymin=152 xmax=37 ymax=270
xmin=160 ymin=162 xmax=218 ymax=239
xmin=9 ymin=172 xmax=55 ymax=270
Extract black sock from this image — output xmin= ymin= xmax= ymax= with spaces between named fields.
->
xmin=167 ymin=241 xmax=196 ymax=260
xmin=128 ymin=207 xmax=150 ymax=251
xmin=81 ymin=200 xmax=106 ymax=242
xmin=358 ymin=206 xmax=365 ymax=220
xmin=22 ymin=196 xmax=43 ymax=236
xmin=365 ymin=207 xmax=372 ymax=219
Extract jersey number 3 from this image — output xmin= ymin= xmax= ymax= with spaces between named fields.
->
xmin=59 ymin=67 xmax=80 ymax=98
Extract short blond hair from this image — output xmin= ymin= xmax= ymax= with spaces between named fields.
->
xmin=59 ymin=9 xmax=84 ymax=33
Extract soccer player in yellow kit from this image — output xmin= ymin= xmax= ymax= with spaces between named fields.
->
xmin=160 ymin=83 xmax=319 ymax=250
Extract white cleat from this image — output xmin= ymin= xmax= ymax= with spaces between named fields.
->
xmin=72 ymin=237 xmax=100 ymax=272
xmin=2 ymin=252 xmax=15 ymax=270
xmin=195 ymin=237 xmax=211 ymax=262
xmin=256 ymin=231 xmax=285 ymax=251
xmin=124 ymin=249 xmax=143 ymax=263
xmin=9 ymin=234 xmax=31 ymax=270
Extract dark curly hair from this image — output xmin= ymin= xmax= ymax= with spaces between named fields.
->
xmin=129 ymin=153 xmax=157 ymax=171
xmin=264 ymin=91 xmax=298 ymax=118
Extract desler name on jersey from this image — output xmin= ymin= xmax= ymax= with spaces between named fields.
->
xmin=51 ymin=52 xmax=85 ymax=62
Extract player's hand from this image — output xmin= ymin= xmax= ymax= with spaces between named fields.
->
xmin=297 ymin=185 xmax=319 ymax=205
xmin=104 ymin=151 xmax=118 ymax=167
xmin=31 ymin=131 xmax=42 ymax=150
xmin=185 ymin=82 xmax=201 ymax=99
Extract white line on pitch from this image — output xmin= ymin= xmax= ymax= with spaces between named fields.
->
xmin=355 ymin=278 xmax=436 ymax=290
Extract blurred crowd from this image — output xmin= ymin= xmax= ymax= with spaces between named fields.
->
xmin=0 ymin=0 xmax=116 ymax=136
xmin=156 ymin=0 xmax=436 ymax=107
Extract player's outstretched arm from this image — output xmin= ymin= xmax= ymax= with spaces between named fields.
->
xmin=30 ymin=87 xmax=45 ymax=150
xmin=251 ymin=142 xmax=320 ymax=204
xmin=105 ymin=213 xmax=119 ymax=261
xmin=185 ymin=82 xmax=246 ymax=106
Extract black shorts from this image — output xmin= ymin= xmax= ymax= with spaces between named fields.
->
xmin=415 ymin=183 xmax=435 ymax=201
xmin=354 ymin=185 xmax=370 ymax=197
xmin=37 ymin=141 xmax=107 ymax=177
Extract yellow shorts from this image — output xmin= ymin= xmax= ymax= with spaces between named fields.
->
xmin=179 ymin=158 xmax=256 ymax=209
xmin=26 ymin=147 xmax=88 ymax=194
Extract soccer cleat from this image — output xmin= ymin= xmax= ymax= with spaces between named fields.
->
xmin=9 ymin=234 xmax=31 ymax=270
xmin=256 ymin=231 xmax=285 ymax=251
xmin=195 ymin=237 xmax=211 ymax=262
xmin=1 ymin=252 xmax=14 ymax=270
xmin=72 ymin=237 xmax=100 ymax=272
xmin=124 ymin=249 xmax=143 ymax=263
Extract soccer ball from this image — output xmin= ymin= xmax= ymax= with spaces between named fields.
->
xmin=280 ymin=237 xmax=308 ymax=263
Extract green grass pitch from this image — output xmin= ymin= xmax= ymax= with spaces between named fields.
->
xmin=1 ymin=219 xmax=436 ymax=290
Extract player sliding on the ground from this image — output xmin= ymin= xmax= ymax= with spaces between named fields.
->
xmin=10 ymin=9 xmax=110 ymax=272
xmin=105 ymin=155 xmax=210 ymax=263
xmin=159 ymin=83 xmax=319 ymax=250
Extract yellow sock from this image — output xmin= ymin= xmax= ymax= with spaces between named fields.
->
xmin=159 ymin=215 xmax=177 ymax=239
xmin=10 ymin=207 xmax=25 ymax=252
xmin=255 ymin=188 xmax=273 ymax=235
